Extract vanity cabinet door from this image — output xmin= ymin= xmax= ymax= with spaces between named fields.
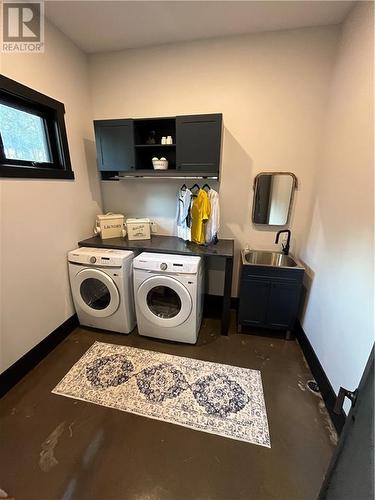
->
xmin=238 ymin=279 xmax=270 ymax=326
xmin=176 ymin=114 xmax=222 ymax=173
xmin=94 ymin=119 xmax=135 ymax=171
xmin=266 ymin=282 xmax=301 ymax=328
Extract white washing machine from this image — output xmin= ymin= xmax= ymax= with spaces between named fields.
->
xmin=133 ymin=252 xmax=204 ymax=344
xmin=68 ymin=247 xmax=136 ymax=334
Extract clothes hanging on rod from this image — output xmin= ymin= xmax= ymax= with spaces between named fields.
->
xmin=176 ymin=183 xmax=220 ymax=245
xmin=176 ymin=186 xmax=192 ymax=241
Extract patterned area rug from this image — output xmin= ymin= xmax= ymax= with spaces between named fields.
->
xmin=52 ymin=342 xmax=270 ymax=447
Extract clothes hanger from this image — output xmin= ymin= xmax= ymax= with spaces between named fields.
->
xmin=189 ymin=183 xmax=200 ymax=191
xmin=181 ymin=183 xmax=187 ymax=191
xmin=202 ymin=183 xmax=211 ymax=191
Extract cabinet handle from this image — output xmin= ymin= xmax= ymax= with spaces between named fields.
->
xmin=334 ymin=387 xmax=358 ymax=414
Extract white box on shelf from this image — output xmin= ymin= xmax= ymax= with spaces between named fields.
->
xmin=94 ymin=213 xmax=126 ymax=239
xmin=126 ymin=218 xmax=151 ymax=240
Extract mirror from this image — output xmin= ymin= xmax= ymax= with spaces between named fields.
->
xmin=252 ymin=172 xmax=297 ymax=226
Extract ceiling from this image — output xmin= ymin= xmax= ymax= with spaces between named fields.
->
xmin=45 ymin=1 xmax=355 ymax=54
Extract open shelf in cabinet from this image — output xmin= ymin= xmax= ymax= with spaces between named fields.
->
xmin=133 ymin=117 xmax=176 ymax=147
xmin=135 ymin=145 xmax=176 ymax=170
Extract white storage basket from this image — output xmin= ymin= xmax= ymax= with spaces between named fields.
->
xmin=152 ymin=157 xmax=168 ymax=170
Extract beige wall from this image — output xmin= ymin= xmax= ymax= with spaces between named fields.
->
xmin=301 ymin=2 xmax=374 ymax=399
xmin=0 ymin=21 xmax=102 ymax=372
xmin=90 ymin=26 xmax=340 ymax=295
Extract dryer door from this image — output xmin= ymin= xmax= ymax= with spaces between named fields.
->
xmin=137 ymin=275 xmax=192 ymax=328
xmin=72 ymin=268 xmax=120 ymax=318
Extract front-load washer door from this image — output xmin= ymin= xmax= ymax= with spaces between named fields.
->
xmin=72 ymin=268 xmax=120 ymax=318
xmin=137 ymin=275 xmax=192 ymax=328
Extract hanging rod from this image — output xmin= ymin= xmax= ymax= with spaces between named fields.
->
xmin=112 ymin=175 xmax=219 ymax=181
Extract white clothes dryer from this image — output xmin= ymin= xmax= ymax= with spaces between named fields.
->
xmin=133 ymin=252 xmax=204 ymax=344
xmin=68 ymin=247 xmax=136 ymax=334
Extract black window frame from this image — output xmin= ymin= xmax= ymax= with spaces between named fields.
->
xmin=0 ymin=75 xmax=74 ymax=179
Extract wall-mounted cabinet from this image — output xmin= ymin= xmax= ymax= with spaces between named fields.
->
xmin=176 ymin=114 xmax=222 ymax=173
xmin=93 ymin=113 xmax=222 ymax=179
xmin=94 ymin=119 xmax=135 ymax=171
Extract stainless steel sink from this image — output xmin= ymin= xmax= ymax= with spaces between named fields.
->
xmin=242 ymin=250 xmax=303 ymax=269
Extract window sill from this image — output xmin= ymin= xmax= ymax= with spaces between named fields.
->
xmin=0 ymin=165 xmax=75 ymax=180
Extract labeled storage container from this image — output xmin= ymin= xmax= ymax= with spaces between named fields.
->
xmin=94 ymin=213 xmax=126 ymax=239
xmin=126 ymin=218 xmax=151 ymax=240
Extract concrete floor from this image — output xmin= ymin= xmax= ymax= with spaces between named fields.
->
xmin=0 ymin=315 xmax=336 ymax=500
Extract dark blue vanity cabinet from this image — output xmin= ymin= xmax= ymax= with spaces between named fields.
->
xmin=238 ymin=264 xmax=304 ymax=338
xmin=94 ymin=119 xmax=135 ymax=171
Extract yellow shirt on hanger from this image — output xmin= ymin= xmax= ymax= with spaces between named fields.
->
xmin=191 ymin=189 xmax=211 ymax=245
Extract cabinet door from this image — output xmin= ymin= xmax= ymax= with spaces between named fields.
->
xmin=238 ymin=279 xmax=270 ymax=326
xmin=176 ymin=114 xmax=222 ymax=173
xmin=94 ymin=119 xmax=135 ymax=171
xmin=267 ymin=282 xmax=301 ymax=328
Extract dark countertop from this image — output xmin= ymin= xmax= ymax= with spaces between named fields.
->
xmin=78 ymin=234 xmax=234 ymax=258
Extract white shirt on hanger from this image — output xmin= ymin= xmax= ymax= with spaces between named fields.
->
xmin=176 ymin=188 xmax=192 ymax=241
xmin=205 ymin=188 xmax=220 ymax=244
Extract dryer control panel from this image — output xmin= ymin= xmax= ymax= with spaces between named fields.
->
xmin=133 ymin=252 xmax=201 ymax=275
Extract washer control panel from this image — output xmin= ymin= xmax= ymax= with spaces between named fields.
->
xmin=68 ymin=248 xmax=134 ymax=267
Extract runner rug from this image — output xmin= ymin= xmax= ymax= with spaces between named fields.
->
xmin=52 ymin=341 xmax=270 ymax=447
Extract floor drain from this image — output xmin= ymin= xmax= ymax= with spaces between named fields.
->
xmin=306 ymin=380 xmax=320 ymax=394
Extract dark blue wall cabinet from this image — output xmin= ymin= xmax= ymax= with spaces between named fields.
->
xmin=238 ymin=264 xmax=304 ymax=338
xmin=93 ymin=114 xmax=222 ymax=178
xmin=94 ymin=119 xmax=135 ymax=171
xmin=176 ymin=114 xmax=222 ymax=173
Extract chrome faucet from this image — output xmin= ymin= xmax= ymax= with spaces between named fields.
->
xmin=275 ymin=230 xmax=291 ymax=255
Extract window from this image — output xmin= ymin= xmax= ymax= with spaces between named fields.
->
xmin=0 ymin=103 xmax=51 ymax=163
xmin=0 ymin=75 xmax=74 ymax=179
